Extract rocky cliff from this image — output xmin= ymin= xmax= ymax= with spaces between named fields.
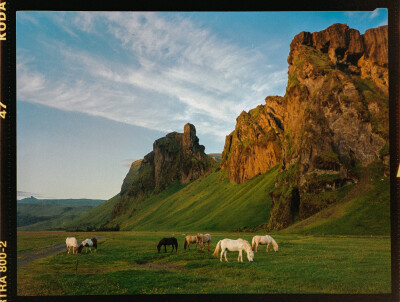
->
xmin=113 ymin=123 xmax=215 ymax=218
xmin=221 ymin=24 xmax=389 ymax=230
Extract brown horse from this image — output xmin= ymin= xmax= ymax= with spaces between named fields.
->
xmin=184 ymin=235 xmax=200 ymax=250
xmin=196 ymin=233 xmax=212 ymax=251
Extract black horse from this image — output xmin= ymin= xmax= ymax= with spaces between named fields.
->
xmin=157 ymin=237 xmax=178 ymax=253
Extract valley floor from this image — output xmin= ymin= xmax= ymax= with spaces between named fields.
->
xmin=16 ymin=231 xmax=391 ymax=295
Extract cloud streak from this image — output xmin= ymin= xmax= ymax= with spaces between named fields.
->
xmin=17 ymin=12 xmax=288 ymax=147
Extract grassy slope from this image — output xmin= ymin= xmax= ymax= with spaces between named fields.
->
xmin=282 ymin=164 xmax=390 ymax=235
xmin=66 ymin=195 xmax=120 ymax=230
xmin=111 ymin=166 xmax=279 ymax=231
xmin=67 ymin=162 xmax=389 ymax=235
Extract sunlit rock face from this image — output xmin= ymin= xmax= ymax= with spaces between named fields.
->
xmin=221 ymin=24 xmax=388 ymax=230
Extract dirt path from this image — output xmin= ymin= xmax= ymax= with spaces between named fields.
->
xmin=17 ymin=237 xmax=104 ymax=269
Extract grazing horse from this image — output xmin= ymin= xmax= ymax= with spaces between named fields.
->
xmin=157 ymin=237 xmax=178 ymax=253
xmin=196 ymin=233 xmax=212 ymax=251
xmin=66 ymin=237 xmax=78 ymax=254
xmin=251 ymin=235 xmax=278 ymax=252
xmin=212 ymin=238 xmax=254 ymax=262
xmin=77 ymin=238 xmax=97 ymax=254
xmin=184 ymin=235 xmax=200 ymax=250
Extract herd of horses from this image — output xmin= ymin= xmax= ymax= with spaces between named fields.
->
xmin=160 ymin=233 xmax=278 ymax=262
xmin=65 ymin=233 xmax=278 ymax=262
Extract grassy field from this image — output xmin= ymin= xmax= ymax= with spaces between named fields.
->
xmin=17 ymin=231 xmax=391 ymax=295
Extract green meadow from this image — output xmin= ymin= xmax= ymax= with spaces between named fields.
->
xmin=20 ymin=163 xmax=391 ymax=295
xmin=17 ymin=231 xmax=391 ymax=295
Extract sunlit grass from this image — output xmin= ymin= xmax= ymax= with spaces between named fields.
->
xmin=17 ymin=231 xmax=391 ymax=295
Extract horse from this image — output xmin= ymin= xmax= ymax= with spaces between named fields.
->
xmin=66 ymin=237 xmax=78 ymax=254
xmin=212 ymin=238 xmax=254 ymax=262
xmin=77 ymin=238 xmax=98 ymax=254
xmin=251 ymin=235 xmax=278 ymax=252
xmin=184 ymin=235 xmax=200 ymax=250
xmin=157 ymin=237 xmax=178 ymax=253
xmin=196 ymin=233 xmax=212 ymax=251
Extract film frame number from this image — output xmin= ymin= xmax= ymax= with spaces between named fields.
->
xmin=0 ymin=241 xmax=6 ymax=272
xmin=0 ymin=102 xmax=6 ymax=119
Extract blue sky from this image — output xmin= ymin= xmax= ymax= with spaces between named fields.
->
xmin=17 ymin=11 xmax=388 ymax=199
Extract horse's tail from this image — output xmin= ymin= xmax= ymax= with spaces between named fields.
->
xmin=212 ymin=240 xmax=221 ymax=257
xmin=184 ymin=238 xmax=187 ymax=250
xmin=251 ymin=237 xmax=256 ymax=251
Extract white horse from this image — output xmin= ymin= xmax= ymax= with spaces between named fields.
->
xmin=251 ymin=235 xmax=278 ymax=252
xmin=77 ymin=238 xmax=97 ymax=254
xmin=66 ymin=237 xmax=78 ymax=254
xmin=196 ymin=233 xmax=212 ymax=251
xmin=212 ymin=238 xmax=254 ymax=262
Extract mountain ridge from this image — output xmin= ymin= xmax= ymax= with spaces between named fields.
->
xmin=66 ymin=23 xmax=389 ymax=235
xmin=220 ymin=23 xmax=388 ymax=230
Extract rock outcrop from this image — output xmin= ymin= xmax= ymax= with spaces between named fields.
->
xmin=113 ymin=123 xmax=215 ymax=218
xmin=221 ymin=24 xmax=389 ymax=230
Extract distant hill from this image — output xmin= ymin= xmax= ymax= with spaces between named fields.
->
xmin=208 ymin=153 xmax=222 ymax=162
xmin=18 ymin=197 xmax=105 ymax=206
xmin=17 ymin=198 xmax=105 ymax=231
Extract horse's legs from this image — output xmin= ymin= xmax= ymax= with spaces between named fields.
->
xmin=224 ymin=250 xmax=228 ymax=262
xmin=207 ymin=242 xmax=210 ymax=251
xmin=266 ymin=243 xmax=270 ymax=252
xmin=255 ymin=243 xmax=258 ymax=252
xmin=164 ymin=245 xmax=167 ymax=253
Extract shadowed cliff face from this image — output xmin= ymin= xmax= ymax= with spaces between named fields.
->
xmin=113 ymin=123 xmax=215 ymax=218
xmin=221 ymin=24 xmax=389 ymax=230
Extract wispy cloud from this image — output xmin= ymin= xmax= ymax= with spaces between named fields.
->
xmin=369 ymin=9 xmax=379 ymax=19
xmin=17 ymin=12 xmax=288 ymax=146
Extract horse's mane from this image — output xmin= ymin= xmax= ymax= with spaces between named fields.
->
xmin=238 ymin=239 xmax=251 ymax=251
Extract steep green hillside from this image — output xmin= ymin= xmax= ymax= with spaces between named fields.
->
xmin=67 ymin=160 xmax=389 ymax=235
xmin=68 ymin=166 xmax=279 ymax=232
xmin=66 ymin=194 xmax=120 ymax=231
xmin=281 ymin=162 xmax=390 ymax=235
